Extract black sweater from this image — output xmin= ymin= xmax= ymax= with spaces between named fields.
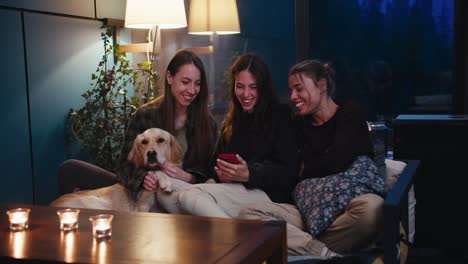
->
xmin=212 ymin=103 xmax=299 ymax=204
xmin=297 ymin=101 xmax=373 ymax=179
xmin=118 ymin=99 xmax=217 ymax=198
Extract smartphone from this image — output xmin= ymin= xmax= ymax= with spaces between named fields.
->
xmin=218 ymin=153 xmax=240 ymax=164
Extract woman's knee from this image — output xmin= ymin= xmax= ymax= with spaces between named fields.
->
xmin=178 ymin=188 xmax=209 ymax=212
xmin=178 ymin=187 xmax=231 ymax=217
xmin=348 ymin=193 xmax=384 ymax=232
xmin=321 ymin=194 xmax=384 ymax=252
xmin=238 ymin=201 xmax=271 ymax=219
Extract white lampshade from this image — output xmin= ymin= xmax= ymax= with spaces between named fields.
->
xmin=188 ymin=0 xmax=240 ymax=35
xmin=125 ymin=0 xmax=187 ymax=29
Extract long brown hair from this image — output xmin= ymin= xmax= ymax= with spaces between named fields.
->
xmin=221 ymin=53 xmax=278 ymax=142
xmin=154 ymin=49 xmax=213 ymax=169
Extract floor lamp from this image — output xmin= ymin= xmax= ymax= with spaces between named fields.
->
xmin=123 ymin=0 xmax=187 ymax=98
xmin=187 ymin=0 xmax=241 ymax=105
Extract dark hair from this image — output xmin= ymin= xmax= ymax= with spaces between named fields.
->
xmin=221 ymin=53 xmax=278 ymax=142
xmin=289 ymin=59 xmax=336 ymax=97
xmin=153 ymin=49 xmax=213 ymax=169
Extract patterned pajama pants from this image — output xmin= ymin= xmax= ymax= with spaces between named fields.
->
xmin=293 ymin=155 xmax=385 ymax=237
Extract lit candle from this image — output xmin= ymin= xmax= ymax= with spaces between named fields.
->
xmin=89 ymin=214 xmax=113 ymax=239
xmin=57 ymin=209 xmax=80 ymax=231
xmin=95 ymin=221 xmax=111 ymax=237
xmin=11 ymin=214 xmax=27 ymax=224
xmin=6 ymin=208 xmax=30 ymax=231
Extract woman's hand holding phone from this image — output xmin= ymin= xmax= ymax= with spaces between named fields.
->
xmin=215 ymin=154 xmax=249 ymax=183
xmin=218 ymin=153 xmax=240 ymax=164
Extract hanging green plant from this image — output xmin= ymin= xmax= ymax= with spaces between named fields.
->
xmin=67 ymin=25 xmax=159 ymax=172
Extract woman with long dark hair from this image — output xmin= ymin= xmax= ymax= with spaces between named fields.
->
xmin=240 ymin=59 xmax=385 ymax=257
xmin=121 ymin=49 xmax=216 ymax=196
xmin=174 ymin=53 xmax=298 ymax=217
xmin=58 ymin=49 xmax=217 ymax=207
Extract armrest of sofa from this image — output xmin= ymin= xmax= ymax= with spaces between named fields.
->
xmin=58 ymin=159 xmax=117 ymax=195
xmin=384 ymin=159 xmax=420 ymax=264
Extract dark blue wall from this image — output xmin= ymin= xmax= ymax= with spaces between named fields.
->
xmin=0 ymin=8 xmax=110 ymax=204
xmin=25 ymin=14 xmax=107 ymax=204
xmin=1 ymin=9 xmax=33 ymax=203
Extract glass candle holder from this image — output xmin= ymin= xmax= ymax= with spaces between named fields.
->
xmin=89 ymin=214 xmax=113 ymax=239
xmin=6 ymin=208 xmax=31 ymax=231
xmin=57 ymin=208 xmax=80 ymax=231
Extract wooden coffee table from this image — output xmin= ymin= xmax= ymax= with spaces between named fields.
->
xmin=0 ymin=204 xmax=286 ymax=263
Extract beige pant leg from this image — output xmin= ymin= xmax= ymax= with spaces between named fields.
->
xmin=178 ymin=183 xmax=271 ymax=218
xmin=156 ymin=178 xmax=192 ymax=214
xmin=319 ymin=193 xmax=384 ymax=253
xmin=239 ymin=201 xmax=327 ymax=256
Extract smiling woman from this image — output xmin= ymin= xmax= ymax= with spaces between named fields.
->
xmin=57 ymin=49 xmax=218 ymax=206
xmin=173 ymin=53 xmax=299 ymax=218
xmin=234 ymin=70 xmax=258 ymax=113
xmin=117 ymin=49 xmax=217 ymax=195
xmin=167 ymin=64 xmax=202 ymax=110
xmin=238 ymin=59 xmax=385 ymax=258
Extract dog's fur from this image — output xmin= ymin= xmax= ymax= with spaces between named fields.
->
xmin=50 ymin=128 xmax=183 ymax=212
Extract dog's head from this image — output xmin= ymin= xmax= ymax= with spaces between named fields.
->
xmin=128 ymin=128 xmax=183 ymax=170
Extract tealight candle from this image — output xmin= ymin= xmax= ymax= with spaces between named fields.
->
xmin=6 ymin=208 xmax=31 ymax=231
xmin=89 ymin=214 xmax=113 ymax=239
xmin=57 ymin=208 xmax=80 ymax=231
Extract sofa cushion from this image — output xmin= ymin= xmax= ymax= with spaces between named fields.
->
xmin=293 ymin=156 xmax=385 ymax=237
xmin=385 ymin=159 xmax=407 ymax=190
xmin=385 ymin=158 xmax=416 ymax=244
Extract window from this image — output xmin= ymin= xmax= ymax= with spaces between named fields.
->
xmin=297 ymin=0 xmax=454 ymax=121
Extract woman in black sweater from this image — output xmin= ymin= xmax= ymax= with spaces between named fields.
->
xmin=176 ymin=53 xmax=298 ymax=217
xmin=240 ymin=60 xmax=385 ymax=257
xmin=57 ymin=50 xmax=216 ymax=203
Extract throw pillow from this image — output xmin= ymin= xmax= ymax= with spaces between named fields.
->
xmin=293 ymin=156 xmax=385 ymax=237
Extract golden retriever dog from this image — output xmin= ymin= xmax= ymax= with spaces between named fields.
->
xmin=50 ymin=128 xmax=183 ymax=212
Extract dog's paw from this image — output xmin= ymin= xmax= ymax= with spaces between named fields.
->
xmin=204 ymin=178 xmax=216 ymax=184
xmin=156 ymin=172 xmax=172 ymax=192
xmin=159 ymin=181 xmax=172 ymax=192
